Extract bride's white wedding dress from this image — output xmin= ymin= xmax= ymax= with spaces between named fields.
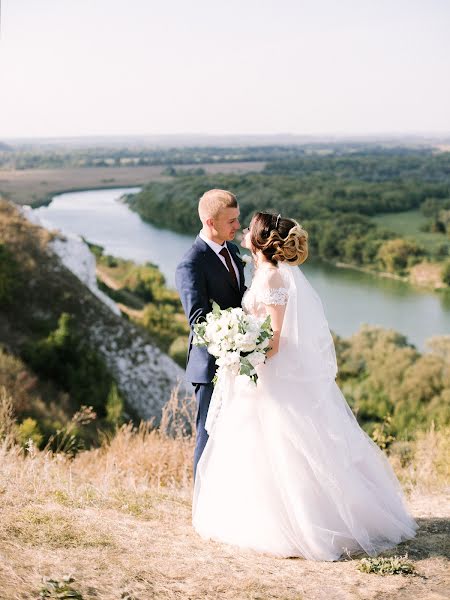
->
xmin=192 ymin=261 xmax=418 ymax=561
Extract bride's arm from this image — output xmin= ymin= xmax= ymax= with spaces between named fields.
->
xmin=265 ymin=301 xmax=286 ymax=359
xmin=256 ymin=270 xmax=289 ymax=359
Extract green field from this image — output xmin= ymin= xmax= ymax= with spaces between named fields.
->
xmin=372 ymin=210 xmax=449 ymax=254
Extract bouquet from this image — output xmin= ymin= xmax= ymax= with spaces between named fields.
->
xmin=193 ymin=301 xmax=273 ymax=385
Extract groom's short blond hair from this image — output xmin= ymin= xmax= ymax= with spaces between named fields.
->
xmin=198 ymin=189 xmax=237 ymax=222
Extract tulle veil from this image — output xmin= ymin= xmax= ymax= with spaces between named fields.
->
xmin=270 ymin=262 xmax=338 ymax=383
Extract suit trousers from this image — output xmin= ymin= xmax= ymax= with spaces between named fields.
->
xmin=193 ymin=381 xmax=214 ymax=481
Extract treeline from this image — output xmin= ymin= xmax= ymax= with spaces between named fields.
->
xmin=126 ymin=151 xmax=450 ymax=283
xmin=336 ymin=326 xmax=450 ymax=443
xmin=0 ymin=144 xmax=321 ymax=170
xmin=421 ymin=196 xmax=450 ymax=235
xmin=0 ymin=143 xmax=437 ymax=170
xmin=264 ymin=151 xmax=450 ymax=183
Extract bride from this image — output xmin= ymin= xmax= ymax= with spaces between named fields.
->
xmin=192 ymin=211 xmax=418 ymax=561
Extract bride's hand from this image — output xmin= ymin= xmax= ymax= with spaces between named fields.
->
xmin=265 ymin=344 xmax=278 ymax=360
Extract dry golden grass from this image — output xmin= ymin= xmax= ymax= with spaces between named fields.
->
xmin=0 ymin=389 xmax=448 ymax=600
xmin=0 ymin=196 xmax=54 ymax=267
xmin=390 ymin=424 xmax=450 ymax=495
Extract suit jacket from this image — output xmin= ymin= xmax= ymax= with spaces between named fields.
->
xmin=175 ymin=235 xmax=247 ymax=383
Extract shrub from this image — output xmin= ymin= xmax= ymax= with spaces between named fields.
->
xmin=357 ymin=555 xmax=416 ymax=576
xmin=377 ymin=239 xmax=425 ymax=274
xmin=23 ymin=312 xmax=116 ymax=418
xmin=169 ymin=336 xmax=189 ymax=368
xmin=336 ymin=327 xmax=450 ymax=438
xmin=39 ymin=576 xmax=84 ymax=599
xmin=105 ymin=382 xmax=124 ymax=426
xmin=371 ymin=414 xmax=395 ymax=451
xmin=142 ymin=304 xmax=188 ymax=352
xmin=0 ymin=243 xmax=19 ymax=304
xmin=16 ymin=417 xmax=43 ymax=448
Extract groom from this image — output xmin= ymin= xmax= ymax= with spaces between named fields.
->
xmin=175 ymin=189 xmax=246 ymax=480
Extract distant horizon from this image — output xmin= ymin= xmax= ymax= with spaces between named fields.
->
xmin=3 ymin=131 xmax=450 ymax=147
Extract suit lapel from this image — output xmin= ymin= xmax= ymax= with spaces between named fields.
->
xmin=195 ymin=236 xmax=243 ymax=294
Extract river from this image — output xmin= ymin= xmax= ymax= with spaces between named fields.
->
xmin=33 ymin=187 xmax=450 ymax=350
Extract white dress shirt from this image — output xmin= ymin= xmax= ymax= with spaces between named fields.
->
xmin=199 ymin=230 xmax=240 ymax=288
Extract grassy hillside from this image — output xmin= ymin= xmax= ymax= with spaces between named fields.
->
xmin=371 ymin=210 xmax=450 ymax=287
xmin=90 ymin=245 xmax=189 ymax=365
xmin=0 ymin=389 xmax=448 ymax=600
xmin=0 ymin=198 xmax=186 ymax=448
xmin=372 ymin=210 xmax=448 ymax=254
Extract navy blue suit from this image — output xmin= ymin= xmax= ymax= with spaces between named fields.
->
xmin=175 ymin=235 xmax=246 ymax=479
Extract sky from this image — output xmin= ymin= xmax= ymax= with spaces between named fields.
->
xmin=1 ymin=0 xmax=450 ymax=139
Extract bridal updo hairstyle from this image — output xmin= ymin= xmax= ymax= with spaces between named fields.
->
xmin=250 ymin=212 xmax=308 ymax=267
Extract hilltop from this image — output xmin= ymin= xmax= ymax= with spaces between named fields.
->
xmin=0 ymin=394 xmax=448 ymax=600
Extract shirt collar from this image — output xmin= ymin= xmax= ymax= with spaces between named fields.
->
xmin=199 ymin=230 xmax=228 ymax=255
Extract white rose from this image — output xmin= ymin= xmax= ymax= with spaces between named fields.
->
xmin=246 ymin=350 xmax=266 ymax=368
xmin=221 ymin=337 xmax=234 ymax=352
xmin=240 ymin=331 xmax=258 ymax=351
xmin=216 ymin=351 xmax=241 ymax=375
xmin=207 ymin=342 xmax=221 ymax=357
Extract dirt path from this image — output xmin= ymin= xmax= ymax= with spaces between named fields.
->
xmin=1 ymin=490 xmax=448 ymax=599
xmin=95 ymin=266 xmax=122 ymax=290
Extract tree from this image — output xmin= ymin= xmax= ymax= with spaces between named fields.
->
xmin=441 ymin=260 xmax=450 ymax=286
xmin=377 ymin=239 xmax=424 ymax=274
xmin=0 ymin=244 xmax=19 ymax=305
xmin=24 ymin=313 xmax=114 ymax=416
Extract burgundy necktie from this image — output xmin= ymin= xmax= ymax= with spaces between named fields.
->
xmin=219 ymin=247 xmax=239 ymax=289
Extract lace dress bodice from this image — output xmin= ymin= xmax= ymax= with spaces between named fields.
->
xmin=242 ymin=264 xmax=289 ymax=319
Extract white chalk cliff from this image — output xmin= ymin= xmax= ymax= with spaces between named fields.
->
xmin=21 ymin=206 xmax=189 ymax=420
